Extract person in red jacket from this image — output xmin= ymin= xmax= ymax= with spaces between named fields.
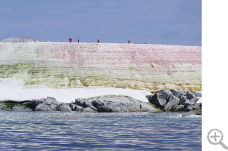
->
xmin=78 ymin=37 xmax=79 ymax=43
xmin=97 ymin=39 xmax=100 ymax=43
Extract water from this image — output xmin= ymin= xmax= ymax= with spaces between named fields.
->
xmin=0 ymin=112 xmax=201 ymax=150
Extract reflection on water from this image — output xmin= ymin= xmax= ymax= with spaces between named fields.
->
xmin=0 ymin=112 xmax=201 ymax=150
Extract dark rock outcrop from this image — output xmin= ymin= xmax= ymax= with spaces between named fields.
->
xmin=75 ymin=96 xmax=160 ymax=113
xmin=34 ymin=97 xmax=60 ymax=111
xmin=192 ymin=91 xmax=202 ymax=97
xmin=0 ymin=96 xmax=160 ymax=113
xmin=0 ymin=90 xmax=201 ymax=113
xmin=148 ymin=89 xmax=202 ymax=112
xmin=151 ymin=89 xmax=172 ymax=108
xmin=164 ymin=95 xmax=180 ymax=112
xmin=56 ymin=103 xmax=72 ymax=111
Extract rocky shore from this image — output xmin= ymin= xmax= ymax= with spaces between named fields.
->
xmin=0 ymin=89 xmax=202 ymax=115
xmin=0 ymin=96 xmax=160 ymax=112
xmin=147 ymin=89 xmax=201 ymax=113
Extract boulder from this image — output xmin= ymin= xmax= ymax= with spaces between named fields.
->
xmin=151 ymin=89 xmax=172 ymax=107
xmin=83 ymin=107 xmax=97 ymax=112
xmin=186 ymin=91 xmax=196 ymax=100
xmin=0 ymin=103 xmax=11 ymax=111
xmin=44 ymin=97 xmax=59 ymax=105
xmin=180 ymin=98 xmax=196 ymax=106
xmin=0 ymin=101 xmax=34 ymax=111
xmin=22 ymin=99 xmax=43 ymax=110
xmin=34 ymin=97 xmax=59 ymax=111
xmin=170 ymin=89 xmax=182 ymax=98
xmin=57 ymin=104 xmax=72 ymax=111
xmin=149 ymin=89 xmax=202 ymax=112
xmin=35 ymin=103 xmax=55 ymax=111
xmin=179 ymin=90 xmax=188 ymax=95
xmin=75 ymin=96 xmax=159 ymax=113
xmin=91 ymin=100 xmax=113 ymax=112
xmin=69 ymin=103 xmax=76 ymax=111
xmin=196 ymin=97 xmax=202 ymax=104
xmin=145 ymin=95 xmax=153 ymax=103
xmin=171 ymin=105 xmax=185 ymax=112
xmin=193 ymin=103 xmax=201 ymax=110
xmin=164 ymin=95 xmax=180 ymax=112
xmin=69 ymin=103 xmax=84 ymax=111
xmin=75 ymin=105 xmax=84 ymax=112
xmin=192 ymin=91 xmax=202 ymax=97
xmin=185 ymin=105 xmax=194 ymax=111
xmin=75 ymin=99 xmax=87 ymax=108
xmin=12 ymin=105 xmax=33 ymax=111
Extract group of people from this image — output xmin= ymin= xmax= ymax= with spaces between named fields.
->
xmin=69 ymin=38 xmax=99 ymax=43
xmin=69 ymin=38 xmax=146 ymax=44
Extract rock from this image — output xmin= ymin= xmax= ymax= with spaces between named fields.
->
xmin=179 ymin=95 xmax=196 ymax=106
xmin=69 ymin=103 xmax=84 ymax=111
xmin=83 ymin=107 xmax=97 ymax=112
xmin=145 ymin=95 xmax=153 ymax=103
xmin=196 ymin=112 xmax=202 ymax=115
xmin=179 ymin=90 xmax=188 ymax=95
xmin=180 ymin=91 xmax=197 ymax=104
xmin=164 ymin=95 xmax=180 ymax=112
xmin=0 ymin=103 xmax=11 ymax=111
xmin=192 ymin=91 xmax=202 ymax=97
xmin=75 ymin=99 xmax=87 ymax=108
xmin=57 ymin=104 xmax=72 ymax=111
xmin=75 ymin=105 xmax=83 ymax=112
xmin=91 ymin=100 xmax=113 ymax=112
xmin=171 ymin=105 xmax=185 ymax=112
xmin=0 ymin=101 xmax=34 ymax=111
xmin=34 ymin=97 xmax=59 ymax=111
xmin=69 ymin=103 xmax=76 ymax=111
xmin=149 ymin=89 xmax=202 ymax=112
xmin=170 ymin=89 xmax=182 ymax=98
xmin=151 ymin=89 xmax=172 ymax=107
xmin=196 ymin=97 xmax=202 ymax=104
xmin=193 ymin=103 xmax=201 ymax=110
xmin=12 ymin=105 xmax=33 ymax=111
xmin=186 ymin=91 xmax=196 ymax=100
xmin=179 ymin=95 xmax=187 ymax=105
xmin=0 ymin=97 xmax=85 ymax=112
xmin=76 ymin=96 xmax=159 ymax=113
xmin=44 ymin=97 xmax=59 ymax=105
xmin=35 ymin=103 xmax=55 ymax=111
xmin=22 ymin=99 xmax=43 ymax=110
xmin=185 ymin=105 xmax=194 ymax=111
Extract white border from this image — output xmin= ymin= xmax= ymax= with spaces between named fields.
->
xmin=203 ymin=0 xmax=228 ymax=150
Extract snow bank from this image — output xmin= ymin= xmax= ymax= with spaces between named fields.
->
xmin=0 ymin=78 xmax=151 ymax=103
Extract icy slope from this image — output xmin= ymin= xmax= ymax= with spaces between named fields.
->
xmin=0 ymin=42 xmax=201 ymax=91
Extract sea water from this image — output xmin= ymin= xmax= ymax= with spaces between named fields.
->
xmin=0 ymin=112 xmax=201 ymax=150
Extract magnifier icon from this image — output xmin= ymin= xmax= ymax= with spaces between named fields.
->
xmin=208 ymin=129 xmax=228 ymax=150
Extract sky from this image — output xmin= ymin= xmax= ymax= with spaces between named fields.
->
xmin=0 ymin=0 xmax=201 ymax=46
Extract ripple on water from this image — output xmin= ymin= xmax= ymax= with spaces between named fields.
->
xmin=0 ymin=112 xmax=201 ymax=150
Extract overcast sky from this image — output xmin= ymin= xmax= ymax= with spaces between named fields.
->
xmin=0 ymin=0 xmax=201 ymax=46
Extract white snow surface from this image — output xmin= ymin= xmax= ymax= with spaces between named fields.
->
xmin=0 ymin=78 xmax=151 ymax=103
